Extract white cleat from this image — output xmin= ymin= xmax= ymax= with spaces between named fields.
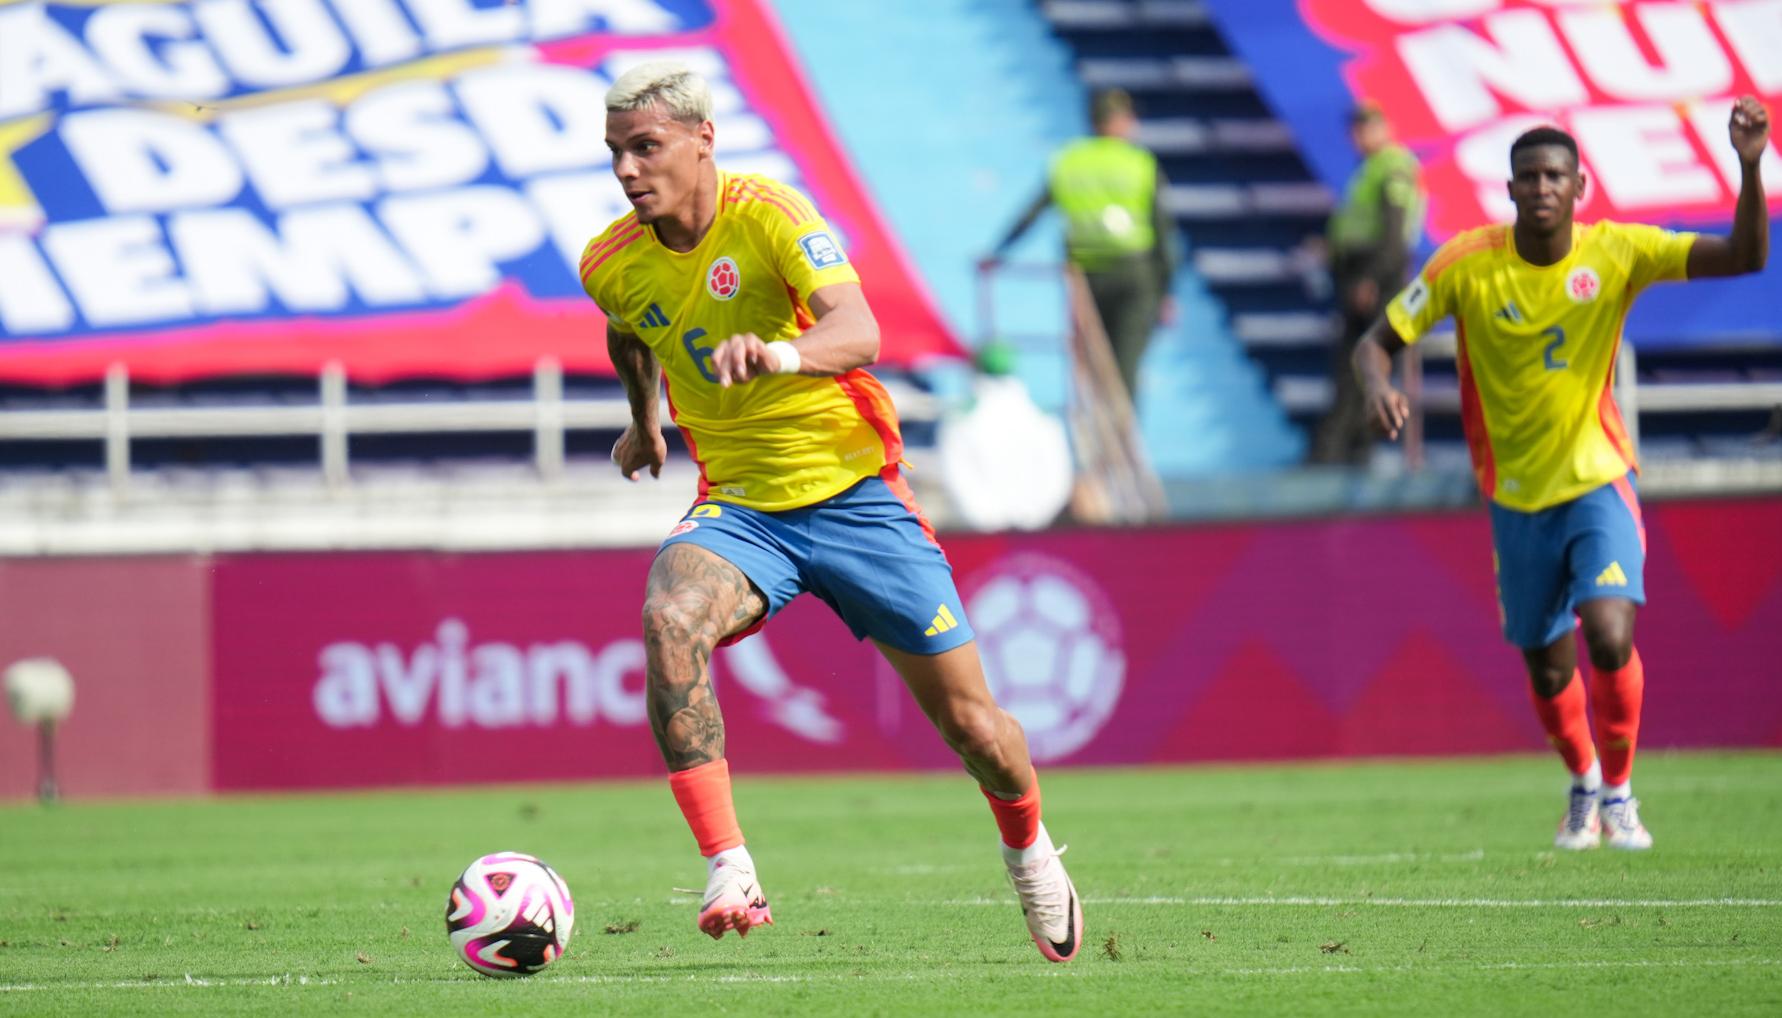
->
xmin=696 ymin=857 xmax=773 ymax=940
xmin=1600 ymin=796 xmax=1653 ymax=851
xmin=1554 ymin=784 xmax=1601 ymax=851
xmin=1005 ymin=840 xmax=1082 ymax=963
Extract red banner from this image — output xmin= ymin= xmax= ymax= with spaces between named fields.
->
xmin=206 ymin=499 xmax=1782 ymax=791
xmin=1298 ymin=0 xmax=1782 ymax=239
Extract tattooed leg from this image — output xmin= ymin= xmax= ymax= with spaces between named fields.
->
xmin=642 ymin=543 xmax=767 ymax=771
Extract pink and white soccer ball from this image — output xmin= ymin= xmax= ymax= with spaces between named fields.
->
xmin=445 ymin=852 xmax=575 ymax=977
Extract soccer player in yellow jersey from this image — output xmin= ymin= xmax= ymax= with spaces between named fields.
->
xmin=1355 ymin=97 xmax=1771 ymax=851
xmin=582 ymin=63 xmax=1081 ymax=961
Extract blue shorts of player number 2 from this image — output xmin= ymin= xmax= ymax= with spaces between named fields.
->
xmin=1489 ymin=470 xmax=1647 ymax=650
xmin=657 ymin=475 xmax=975 ymax=655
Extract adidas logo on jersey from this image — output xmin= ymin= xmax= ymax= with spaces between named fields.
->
xmin=924 ymin=604 xmax=960 ymax=637
xmin=1594 ymin=562 xmax=1629 ymax=587
xmin=1494 ymin=302 xmax=1523 ymax=323
xmin=637 ymin=303 xmax=670 ymax=328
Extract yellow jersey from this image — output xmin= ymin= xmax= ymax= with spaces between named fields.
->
xmin=580 ymin=172 xmax=904 ymax=512
xmin=1385 ymin=221 xmax=1695 ymax=512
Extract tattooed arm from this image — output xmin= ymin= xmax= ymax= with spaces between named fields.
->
xmin=609 ymin=321 xmax=668 ymax=480
xmin=641 ymin=544 xmax=768 ymax=769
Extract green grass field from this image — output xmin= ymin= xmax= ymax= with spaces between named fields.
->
xmin=2 ymin=752 xmax=1779 ymax=1017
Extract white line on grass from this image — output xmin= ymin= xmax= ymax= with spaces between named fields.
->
xmin=0 ymin=975 xmax=338 ymax=993
xmin=946 ymin=896 xmax=1782 ymax=908
xmin=897 ymin=850 xmax=1492 ymax=875
xmin=2 ymin=958 xmax=1778 ymax=992
xmin=1271 ymin=849 xmax=1487 ymax=866
xmin=1212 ymin=958 xmax=1782 ymax=977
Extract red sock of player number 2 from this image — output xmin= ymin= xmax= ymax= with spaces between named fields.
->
xmin=668 ymin=759 xmax=745 ymax=856
xmin=1590 ymin=649 xmax=1644 ymax=788
xmin=983 ymin=776 xmax=1042 ymax=850
xmin=1529 ymin=672 xmax=1596 ymax=778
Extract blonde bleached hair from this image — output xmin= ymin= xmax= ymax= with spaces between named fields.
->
xmin=605 ymin=61 xmax=713 ymax=123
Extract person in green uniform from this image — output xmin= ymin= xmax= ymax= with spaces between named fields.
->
xmin=983 ymin=89 xmax=1179 ymax=403
xmin=1313 ymin=100 xmax=1426 ymax=465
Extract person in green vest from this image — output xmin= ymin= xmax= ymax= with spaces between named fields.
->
xmin=1313 ymin=100 xmax=1426 ymax=465
xmin=982 ymin=88 xmax=1179 ymax=404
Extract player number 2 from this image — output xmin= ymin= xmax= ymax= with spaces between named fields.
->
xmin=1542 ymin=326 xmax=1568 ymax=371
xmin=682 ymin=327 xmax=719 ymax=383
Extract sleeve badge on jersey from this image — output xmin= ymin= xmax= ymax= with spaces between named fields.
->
xmin=798 ymin=230 xmax=848 ymax=269
xmin=1402 ymin=276 xmax=1430 ymax=316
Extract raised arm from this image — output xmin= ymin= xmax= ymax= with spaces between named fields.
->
xmin=1687 ymin=96 xmax=1771 ymax=280
xmin=707 ymin=282 xmax=880 ymax=386
xmin=608 ymin=320 xmax=667 ymax=480
xmin=1351 ymin=317 xmax=1411 ymax=441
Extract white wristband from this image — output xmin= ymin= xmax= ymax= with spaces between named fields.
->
xmin=771 ymin=342 xmax=802 ymax=375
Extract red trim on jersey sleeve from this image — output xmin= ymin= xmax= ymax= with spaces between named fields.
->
xmin=785 ymin=283 xmax=815 ymax=330
xmin=661 ymin=376 xmax=710 ymax=501
xmin=580 ymin=224 xmax=645 ymax=285
xmin=736 ymin=179 xmax=808 ymax=225
xmin=580 ymin=215 xmax=639 ymax=277
xmin=1455 ymin=320 xmax=1497 ymax=499
xmin=1425 ymin=227 xmax=1504 ymax=284
xmin=753 ymin=178 xmax=819 ymax=221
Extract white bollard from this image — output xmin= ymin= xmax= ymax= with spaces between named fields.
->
xmin=4 ymin=658 xmax=75 ymax=802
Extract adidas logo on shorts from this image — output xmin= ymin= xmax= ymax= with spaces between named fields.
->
xmin=924 ymin=604 xmax=959 ymax=636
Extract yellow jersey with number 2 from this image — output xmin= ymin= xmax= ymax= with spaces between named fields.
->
xmin=1385 ymin=221 xmax=1695 ymax=513
xmin=580 ymin=172 xmax=904 ymax=512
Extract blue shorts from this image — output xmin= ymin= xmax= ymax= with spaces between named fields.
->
xmin=1489 ymin=472 xmax=1647 ymax=649
xmin=657 ymin=475 xmax=975 ymax=655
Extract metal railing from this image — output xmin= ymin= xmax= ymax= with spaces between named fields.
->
xmin=0 ymin=359 xmax=942 ymax=494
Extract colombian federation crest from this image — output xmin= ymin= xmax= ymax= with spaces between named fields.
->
xmin=1566 ymin=266 xmax=1601 ymax=304
xmin=707 ymin=257 xmax=741 ymax=301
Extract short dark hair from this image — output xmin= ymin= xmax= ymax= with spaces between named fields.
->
xmin=1090 ymin=88 xmax=1134 ymax=129
xmin=1509 ymin=126 xmax=1579 ymax=169
xmin=1349 ymin=100 xmax=1384 ymax=126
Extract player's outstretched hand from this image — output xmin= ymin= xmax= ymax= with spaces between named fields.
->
xmin=711 ymin=333 xmax=778 ymax=387
xmin=611 ymin=422 xmax=667 ymax=481
xmin=1364 ymin=383 xmax=1411 ymax=441
xmin=1730 ymin=96 xmax=1771 ymax=165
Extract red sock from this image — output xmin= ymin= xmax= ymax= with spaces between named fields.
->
xmin=667 ymin=759 xmax=745 ymax=856
xmin=982 ymin=773 xmax=1041 ymax=850
xmin=1529 ymin=671 xmax=1596 ymax=777
xmin=1589 ymin=648 xmax=1644 ymax=787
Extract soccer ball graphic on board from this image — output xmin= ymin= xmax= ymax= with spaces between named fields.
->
xmin=446 ymin=852 xmax=575 ymax=977
xmin=966 ymin=554 xmax=1126 ymax=763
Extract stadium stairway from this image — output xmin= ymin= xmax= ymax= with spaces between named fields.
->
xmin=1031 ymin=0 xmax=1339 ymax=447
xmin=769 ymin=0 xmax=1303 ymax=475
